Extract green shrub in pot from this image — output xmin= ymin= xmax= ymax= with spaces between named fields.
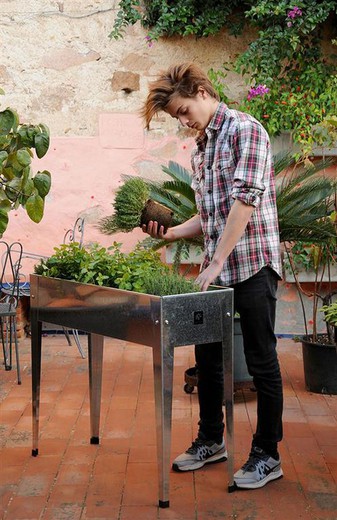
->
xmin=34 ymin=241 xmax=199 ymax=296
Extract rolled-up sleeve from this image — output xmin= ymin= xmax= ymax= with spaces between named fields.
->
xmin=231 ymin=119 xmax=268 ymax=207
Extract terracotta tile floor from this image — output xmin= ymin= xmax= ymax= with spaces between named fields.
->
xmin=1 ymin=334 xmax=336 ymax=520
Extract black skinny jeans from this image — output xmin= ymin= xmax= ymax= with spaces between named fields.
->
xmin=195 ymin=266 xmax=283 ymax=456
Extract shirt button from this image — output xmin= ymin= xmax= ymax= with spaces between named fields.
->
xmin=210 ymin=235 xmax=214 ymax=240
xmin=207 ymin=165 xmax=212 ymax=170
xmin=208 ymin=189 xmax=212 ymax=194
xmin=209 ymin=212 xmax=213 ymax=217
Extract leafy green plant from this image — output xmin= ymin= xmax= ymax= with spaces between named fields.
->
xmin=0 ymin=93 xmax=51 ymax=235
xmin=34 ymin=241 xmax=199 ymax=295
xmin=275 ymin=155 xmax=336 ymax=243
xmin=213 ymin=2 xmax=337 ymax=156
xmin=283 ymin=241 xmax=336 ymax=274
xmin=110 ymin=0 xmax=244 ymax=41
xmin=320 ymin=300 xmax=337 ymax=326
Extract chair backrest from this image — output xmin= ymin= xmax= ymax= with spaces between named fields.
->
xmin=63 ymin=217 xmax=85 ymax=248
xmin=0 ymin=241 xmax=23 ymax=308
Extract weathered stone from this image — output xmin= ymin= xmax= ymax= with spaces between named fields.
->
xmin=110 ymin=71 xmax=140 ymax=93
xmin=40 ymin=48 xmax=101 ymax=71
xmin=121 ymin=53 xmax=155 ymax=72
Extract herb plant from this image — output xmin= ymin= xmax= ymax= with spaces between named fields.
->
xmin=34 ymin=241 xmax=200 ymax=296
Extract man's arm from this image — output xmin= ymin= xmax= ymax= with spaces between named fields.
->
xmin=196 ymin=199 xmax=255 ymax=291
xmin=142 ymin=213 xmax=202 ymax=241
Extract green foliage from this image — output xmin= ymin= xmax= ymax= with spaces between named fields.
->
xmin=0 ymin=97 xmax=51 ymax=235
xmin=110 ymin=0 xmax=245 ymax=41
xmin=275 ymin=155 xmax=337 ymax=243
xmin=141 ymin=270 xmax=199 ymax=296
xmin=283 ymin=241 xmax=336 ymax=273
xmin=34 ymin=241 xmax=199 ymax=295
xmin=212 ymin=1 xmax=337 ymax=155
xmin=320 ymin=300 xmax=337 ymax=326
xmin=98 ymin=177 xmax=150 ymax=234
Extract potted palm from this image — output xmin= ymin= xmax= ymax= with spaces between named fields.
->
xmin=276 ymin=154 xmax=337 ymax=394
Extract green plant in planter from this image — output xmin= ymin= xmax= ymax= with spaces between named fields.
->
xmin=0 ymin=93 xmax=51 ymax=234
xmin=34 ymin=241 xmax=199 ymax=296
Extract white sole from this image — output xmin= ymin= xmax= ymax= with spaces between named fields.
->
xmin=234 ymin=468 xmax=283 ymax=489
xmin=172 ymin=450 xmax=228 ymax=472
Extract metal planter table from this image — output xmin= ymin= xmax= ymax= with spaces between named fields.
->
xmin=30 ymin=274 xmax=234 ymax=508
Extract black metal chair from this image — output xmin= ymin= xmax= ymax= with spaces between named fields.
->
xmin=61 ymin=218 xmax=86 ymax=358
xmin=0 ymin=241 xmax=23 ymax=384
xmin=10 ymin=218 xmax=87 ymax=360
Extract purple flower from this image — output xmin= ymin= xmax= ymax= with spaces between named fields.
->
xmin=287 ymin=6 xmax=303 ymax=19
xmin=287 ymin=21 xmax=293 ymax=27
xmin=247 ymin=84 xmax=270 ymax=101
xmin=145 ymin=35 xmax=154 ymax=48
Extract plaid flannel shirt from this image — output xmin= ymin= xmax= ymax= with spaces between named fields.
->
xmin=191 ymin=103 xmax=282 ymax=285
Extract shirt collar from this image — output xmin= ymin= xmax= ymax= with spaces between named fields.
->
xmin=195 ymin=102 xmax=228 ymax=147
xmin=207 ymin=102 xmax=228 ymax=131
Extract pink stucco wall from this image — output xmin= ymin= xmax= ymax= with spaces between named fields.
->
xmin=4 ymin=113 xmax=195 ymax=271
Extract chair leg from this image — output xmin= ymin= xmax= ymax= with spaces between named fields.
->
xmin=12 ymin=317 xmax=21 ymax=385
xmin=63 ymin=327 xmax=72 ymax=346
xmin=2 ymin=317 xmax=12 ymax=370
xmin=72 ymin=329 xmax=86 ymax=359
xmin=1 ymin=318 xmax=10 ymax=369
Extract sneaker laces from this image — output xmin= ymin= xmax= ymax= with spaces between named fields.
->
xmin=186 ymin=438 xmax=205 ymax=455
xmin=242 ymin=449 xmax=267 ymax=472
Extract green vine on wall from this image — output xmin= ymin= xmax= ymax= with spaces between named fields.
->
xmin=110 ymin=0 xmax=245 ymax=42
xmin=110 ymin=1 xmax=337 ymax=156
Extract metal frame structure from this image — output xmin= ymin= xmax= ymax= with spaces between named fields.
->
xmin=30 ymin=274 xmax=234 ymax=508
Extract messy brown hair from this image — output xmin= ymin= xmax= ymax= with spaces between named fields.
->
xmin=140 ymin=63 xmax=219 ymax=129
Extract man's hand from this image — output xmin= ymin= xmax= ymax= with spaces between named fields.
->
xmin=142 ymin=220 xmax=175 ymax=241
xmin=195 ymin=259 xmax=223 ymax=292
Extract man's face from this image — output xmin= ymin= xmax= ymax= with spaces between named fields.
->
xmin=166 ymin=88 xmax=218 ymax=131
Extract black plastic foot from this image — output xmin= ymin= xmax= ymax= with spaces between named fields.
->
xmin=159 ymin=500 xmax=169 ymax=508
xmin=5 ymin=366 xmax=12 ymax=371
xmin=228 ymin=483 xmax=237 ymax=493
xmin=90 ymin=436 xmax=99 ymax=445
xmin=32 ymin=449 xmax=38 ymax=457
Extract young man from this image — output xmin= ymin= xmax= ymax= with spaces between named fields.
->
xmin=140 ymin=63 xmax=283 ymax=489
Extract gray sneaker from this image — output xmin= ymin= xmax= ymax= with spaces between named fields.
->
xmin=172 ymin=438 xmax=227 ymax=472
xmin=234 ymin=446 xmax=283 ymax=489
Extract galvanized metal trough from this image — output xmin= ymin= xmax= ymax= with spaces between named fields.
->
xmin=30 ymin=274 xmax=234 ymax=508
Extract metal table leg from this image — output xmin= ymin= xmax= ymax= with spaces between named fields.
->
xmin=222 ymin=308 xmax=235 ymax=492
xmin=88 ymin=333 xmax=104 ymax=444
xmin=31 ymin=314 xmax=42 ymax=456
xmin=152 ymin=337 xmax=174 ymax=508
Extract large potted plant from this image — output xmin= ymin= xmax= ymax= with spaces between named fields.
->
xmin=276 ymin=156 xmax=337 ymax=394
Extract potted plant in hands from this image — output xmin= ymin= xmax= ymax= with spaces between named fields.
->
xmin=98 ymin=176 xmax=173 ymax=236
xmin=276 ymin=154 xmax=337 ymax=394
